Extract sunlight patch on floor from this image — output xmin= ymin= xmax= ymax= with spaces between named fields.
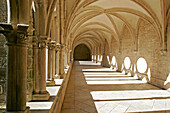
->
xmin=26 ymin=102 xmax=53 ymax=110
xmin=90 ymin=90 xmax=170 ymax=101
xmin=61 ymin=61 xmax=170 ymax=113
xmin=86 ymin=80 xmax=146 ymax=84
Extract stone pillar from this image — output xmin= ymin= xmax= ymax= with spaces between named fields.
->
xmin=69 ymin=50 xmax=73 ymax=62
xmin=97 ymin=47 xmax=101 ymax=62
xmin=47 ymin=45 xmax=52 ymax=80
xmin=27 ymin=20 xmax=35 ymax=102
xmin=58 ymin=45 xmax=66 ymax=79
xmin=67 ymin=50 xmax=72 ymax=65
xmin=52 ymin=45 xmax=56 ymax=78
xmin=67 ymin=51 xmax=70 ymax=66
xmin=101 ymin=53 xmax=110 ymax=68
xmin=54 ymin=43 xmax=60 ymax=78
xmin=33 ymin=42 xmax=39 ymax=94
xmin=96 ymin=47 xmax=98 ymax=63
xmin=0 ymin=24 xmax=30 ymax=112
xmin=64 ymin=47 xmax=69 ymax=69
xmin=55 ymin=50 xmax=58 ymax=75
xmin=64 ymin=51 xmax=67 ymax=68
xmin=46 ymin=41 xmax=56 ymax=86
xmin=32 ymin=36 xmax=50 ymax=100
xmin=93 ymin=48 xmax=96 ymax=62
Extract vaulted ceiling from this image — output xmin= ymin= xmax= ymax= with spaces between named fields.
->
xmin=65 ymin=0 xmax=170 ymax=53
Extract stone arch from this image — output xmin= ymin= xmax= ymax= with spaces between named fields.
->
xmin=73 ymin=44 xmax=92 ymax=61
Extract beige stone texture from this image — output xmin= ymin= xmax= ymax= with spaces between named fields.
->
xmin=0 ymin=0 xmax=170 ymax=113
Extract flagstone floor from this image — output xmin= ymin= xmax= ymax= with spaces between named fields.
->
xmin=61 ymin=61 xmax=170 ymax=113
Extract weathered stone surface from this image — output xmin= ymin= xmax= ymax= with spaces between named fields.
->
xmin=0 ymin=0 xmax=7 ymax=23
xmin=0 ymin=5 xmax=7 ymax=106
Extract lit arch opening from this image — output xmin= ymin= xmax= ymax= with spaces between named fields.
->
xmin=137 ymin=58 xmax=147 ymax=73
xmin=124 ymin=57 xmax=131 ymax=69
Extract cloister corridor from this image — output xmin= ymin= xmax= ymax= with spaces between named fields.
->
xmin=61 ymin=61 xmax=170 ymax=113
xmin=1 ymin=0 xmax=170 ymax=113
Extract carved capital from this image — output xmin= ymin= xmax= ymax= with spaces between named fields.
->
xmin=0 ymin=23 xmax=29 ymax=46
xmin=38 ymin=36 xmax=48 ymax=48
xmin=16 ymin=24 xmax=29 ymax=45
xmin=48 ymin=41 xmax=56 ymax=50
xmin=38 ymin=41 xmax=47 ymax=48
xmin=55 ymin=43 xmax=61 ymax=51
xmin=60 ymin=44 xmax=65 ymax=51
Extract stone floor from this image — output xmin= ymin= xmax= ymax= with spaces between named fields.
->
xmin=27 ymin=79 xmax=63 ymax=113
xmin=61 ymin=61 xmax=170 ymax=113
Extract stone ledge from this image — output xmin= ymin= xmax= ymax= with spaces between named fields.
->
xmin=32 ymin=92 xmax=50 ymax=101
xmin=50 ymin=61 xmax=74 ymax=113
xmin=3 ymin=107 xmax=30 ymax=113
xmin=46 ymin=80 xmax=55 ymax=86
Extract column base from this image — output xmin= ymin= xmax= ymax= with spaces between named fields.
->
xmin=3 ymin=107 xmax=30 ymax=113
xmin=32 ymin=92 xmax=50 ymax=101
xmin=60 ymin=73 xmax=66 ymax=79
xmin=54 ymin=74 xmax=61 ymax=79
xmin=46 ymin=80 xmax=55 ymax=86
xmin=116 ymin=70 xmax=122 ymax=73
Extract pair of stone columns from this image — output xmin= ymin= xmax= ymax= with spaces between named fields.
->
xmin=46 ymin=42 xmax=66 ymax=83
xmin=32 ymin=36 xmax=50 ymax=100
xmin=56 ymin=44 xmax=66 ymax=79
xmin=0 ymin=23 xmax=30 ymax=113
xmin=46 ymin=41 xmax=56 ymax=86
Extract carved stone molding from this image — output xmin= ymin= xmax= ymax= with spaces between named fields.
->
xmin=56 ymin=43 xmax=61 ymax=51
xmin=38 ymin=36 xmax=49 ymax=48
xmin=60 ymin=44 xmax=66 ymax=51
xmin=0 ymin=23 xmax=29 ymax=46
xmin=29 ymin=36 xmax=38 ymax=46
xmin=48 ymin=41 xmax=56 ymax=50
xmin=38 ymin=41 xmax=46 ymax=48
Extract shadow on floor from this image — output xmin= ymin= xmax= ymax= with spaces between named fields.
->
xmin=61 ymin=61 xmax=170 ymax=113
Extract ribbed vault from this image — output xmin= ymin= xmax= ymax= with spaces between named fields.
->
xmin=65 ymin=0 xmax=169 ymax=55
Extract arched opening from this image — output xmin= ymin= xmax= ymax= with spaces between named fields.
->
xmin=137 ymin=57 xmax=148 ymax=73
xmin=74 ymin=44 xmax=91 ymax=61
xmin=124 ymin=57 xmax=131 ymax=69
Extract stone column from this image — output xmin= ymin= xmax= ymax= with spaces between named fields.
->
xmin=69 ymin=50 xmax=73 ymax=62
xmin=96 ymin=47 xmax=98 ymax=63
xmin=46 ymin=41 xmax=56 ymax=86
xmin=101 ymin=53 xmax=110 ymax=68
xmin=32 ymin=36 xmax=50 ymax=100
xmin=54 ymin=43 xmax=60 ymax=79
xmin=93 ymin=48 xmax=96 ymax=62
xmin=67 ymin=50 xmax=72 ymax=65
xmin=0 ymin=24 xmax=30 ymax=113
xmin=97 ymin=47 xmax=101 ymax=62
xmin=64 ymin=47 xmax=69 ymax=69
xmin=27 ymin=21 xmax=35 ymax=102
xmin=64 ymin=51 xmax=67 ymax=68
xmin=52 ymin=44 xmax=56 ymax=78
xmin=55 ymin=50 xmax=58 ymax=75
xmin=58 ymin=45 xmax=66 ymax=79
xmin=33 ymin=41 xmax=39 ymax=94
xmin=67 ymin=51 xmax=70 ymax=66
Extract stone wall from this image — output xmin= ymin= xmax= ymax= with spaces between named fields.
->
xmin=0 ymin=0 xmax=7 ymax=107
xmin=111 ymin=18 xmax=170 ymax=90
xmin=0 ymin=0 xmax=7 ymax=23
